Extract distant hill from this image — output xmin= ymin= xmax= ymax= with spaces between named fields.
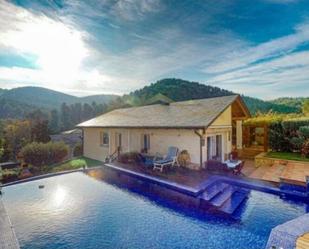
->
xmin=79 ymin=94 xmax=117 ymax=105
xmin=270 ymin=97 xmax=309 ymax=111
xmin=0 ymin=86 xmax=118 ymax=110
xmin=0 ymin=79 xmax=305 ymax=120
xmin=0 ymin=88 xmax=7 ymax=96
xmin=0 ymin=98 xmax=38 ymax=119
xmin=128 ymin=78 xmax=234 ymax=101
xmin=125 ymin=78 xmax=299 ymax=114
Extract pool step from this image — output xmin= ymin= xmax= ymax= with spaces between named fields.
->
xmin=199 ymin=183 xmax=229 ymax=201
xmin=219 ymin=190 xmax=248 ymax=214
xmin=209 ymin=186 xmax=236 ymax=207
xmin=199 ymin=181 xmax=251 ymax=218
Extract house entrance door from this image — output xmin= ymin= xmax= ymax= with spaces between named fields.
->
xmin=207 ymin=135 xmax=223 ymax=162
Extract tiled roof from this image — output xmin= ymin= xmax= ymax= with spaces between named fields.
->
xmin=77 ymin=95 xmax=239 ymax=129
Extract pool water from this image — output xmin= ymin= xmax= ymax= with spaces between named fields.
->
xmin=2 ymin=172 xmax=308 ymax=249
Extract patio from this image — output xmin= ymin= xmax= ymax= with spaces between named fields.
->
xmin=249 ymin=161 xmax=309 ymax=186
xmin=107 ymin=161 xmax=211 ymax=189
xmin=106 ymin=159 xmax=271 ymax=189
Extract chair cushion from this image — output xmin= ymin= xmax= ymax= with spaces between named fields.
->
xmin=166 ymin=146 xmax=178 ymax=160
xmin=154 ymin=158 xmax=173 ymax=165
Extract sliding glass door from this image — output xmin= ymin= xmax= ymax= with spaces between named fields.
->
xmin=207 ymin=134 xmax=223 ymax=161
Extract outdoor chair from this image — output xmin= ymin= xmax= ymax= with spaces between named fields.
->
xmin=140 ymin=153 xmax=162 ymax=167
xmin=153 ymin=146 xmax=179 ymax=172
xmin=233 ymin=160 xmax=245 ymax=176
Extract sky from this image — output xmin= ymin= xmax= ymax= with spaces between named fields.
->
xmin=1 ymin=0 xmax=309 ymax=99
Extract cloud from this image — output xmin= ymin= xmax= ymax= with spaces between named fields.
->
xmin=110 ymin=0 xmax=163 ymax=21
xmin=200 ymin=21 xmax=309 ymax=98
xmin=202 ymin=22 xmax=309 ymax=74
xmin=1 ymin=0 xmax=309 ymax=99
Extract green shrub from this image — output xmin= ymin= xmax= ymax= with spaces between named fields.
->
xmin=299 ymin=126 xmax=309 ymax=139
xmin=290 ymin=137 xmax=305 ymax=151
xmin=301 ymin=140 xmax=309 ymax=158
xmin=282 ymin=118 xmax=309 ymax=133
xmin=70 ymin=159 xmax=86 ymax=169
xmin=21 ymin=142 xmax=69 ymax=170
xmin=269 ymin=122 xmax=290 ymax=152
xmin=49 ymin=142 xmax=69 ymax=164
xmin=73 ymin=143 xmax=83 ymax=157
xmin=269 ymin=119 xmax=309 ymax=152
xmin=0 ymin=169 xmax=20 ymax=183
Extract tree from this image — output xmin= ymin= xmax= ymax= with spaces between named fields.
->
xmin=49 ymin=109 xmax=60 ymax=134
xmin=27 ymin=109 xmax=50 ymax=142
xmin=3 ymin=120 xmax=31 ymax=160
xmin=31 ymin=119 xmax=50 ymax=143
xmin=82 ymin=103 xmax=94 ymax=121
xmin=302 ymin=99 xmax=309 ymax=116
xmin=60 ymin=102 xmax=73 ymax=131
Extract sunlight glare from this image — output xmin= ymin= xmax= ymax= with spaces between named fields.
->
xmin=3 ymin=14 xmax=88 ymax=83
xmin=52 ymin=186 xmax=67 ymax=208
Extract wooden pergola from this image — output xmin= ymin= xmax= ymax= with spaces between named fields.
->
xmin=243 ymin=123 xmax=269 ymax=152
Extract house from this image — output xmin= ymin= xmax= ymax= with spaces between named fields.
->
xmin=77 ymin=95 xmax=250 ymax=169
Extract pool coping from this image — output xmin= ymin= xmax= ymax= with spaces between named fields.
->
xmin=266 ymin=213 xmax=309 ymax=249
xmin=102 ymin=163 xmax=309 ymax=201
xmin=2 ymin=163 xmax=308 ymax=201
xmin=1 ymin=168 xmax=85 ymax=187
xmin=0 ymin=199 xmax=20 ymax=249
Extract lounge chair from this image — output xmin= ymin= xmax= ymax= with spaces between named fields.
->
xmin=140 ymin=153 xmax=162 ymax=167
xmin=153 ymin=146 xmax=179 ymax=172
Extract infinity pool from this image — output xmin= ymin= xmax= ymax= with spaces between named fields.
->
xmin=2 ymin=172 xmax=308 ymax=249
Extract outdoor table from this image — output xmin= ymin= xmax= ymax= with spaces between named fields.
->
xmin=224 ymin=160 xmax=242 ymax=169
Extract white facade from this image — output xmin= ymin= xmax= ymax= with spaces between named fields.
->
xmin=83 ymin=107 xmax=234 ymax=168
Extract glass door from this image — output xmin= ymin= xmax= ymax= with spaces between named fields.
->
xmin=207 ymin=135 xmax=223 ymax=161
xmin=115 ymin=132 xmax=122 ymax=152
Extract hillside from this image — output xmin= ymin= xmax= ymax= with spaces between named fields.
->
xmin=125 ymin=78 xmax=299 ymax=114
xmin=0 ymin=88 xmax=7 ymax=96
xmin=0 ymin=86 xmax=118 ymax=109
xmin=128 ymin=78 xmax=234 ymax=101
xmin=0 ymin=79 xmax=304 ymax=120
xmin=0 ymin=98 xmax=38 ymax=119
xmin=270 ymin=97 xmax=309 ymax=111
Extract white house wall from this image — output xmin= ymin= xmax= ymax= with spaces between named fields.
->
xmin=82 ymin=105 xmax=234 ymax=165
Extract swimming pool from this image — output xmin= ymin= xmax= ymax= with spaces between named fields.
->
xmin=2 ymin=171 xmax=308 ymax=249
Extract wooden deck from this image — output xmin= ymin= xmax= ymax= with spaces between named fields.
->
xmin=107 ymin=161 xmax=211 ymax=188
xmin=297 ymin=233 xmax=309 ymax=249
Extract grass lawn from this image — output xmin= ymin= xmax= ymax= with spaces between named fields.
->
xmin=48 ymin=156 xmax=103 ymax=173
xmin=266 ymin=151 xmax=309 ymax=162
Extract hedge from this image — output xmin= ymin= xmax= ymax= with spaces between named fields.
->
xmin=269 ymin=118 xmax=309 ymax=153
xmin=21 ymin=142 xmax=69 ymax=168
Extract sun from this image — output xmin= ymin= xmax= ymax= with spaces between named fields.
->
xmin=2 ymin=12 xmax=89 ymax=85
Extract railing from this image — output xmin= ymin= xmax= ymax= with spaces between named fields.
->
xmin=106 ymin=147 xmax=121 ymax=163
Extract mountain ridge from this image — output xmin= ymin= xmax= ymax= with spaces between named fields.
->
xmin=0 ymin=79 xmax=305 ymax=119
xmin=0 ymin=86 xmax=118 ymax=109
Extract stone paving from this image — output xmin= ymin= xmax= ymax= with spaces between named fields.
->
xmin=249 ymin=161 xmax=309 ymax=185
xmin=0 ymin=199 xmax=20 ymax=249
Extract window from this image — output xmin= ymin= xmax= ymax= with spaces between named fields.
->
xmin=142 ymin=134 xmax=150 ymax=152
xmin=100 ymin=132 xmax=109 ymax=146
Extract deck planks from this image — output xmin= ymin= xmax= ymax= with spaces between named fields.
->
xmin=297 ymin=233 xmax=309 ymax=249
